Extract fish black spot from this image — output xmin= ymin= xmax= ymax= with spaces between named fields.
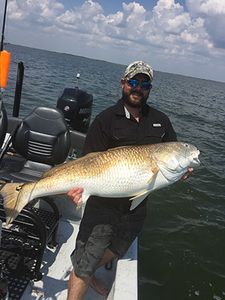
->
xmin=16 ymin=185 xmax=23 ymax=191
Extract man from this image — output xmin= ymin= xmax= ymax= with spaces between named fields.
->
xmin=67 ymin=61 xmax=177 ymax=300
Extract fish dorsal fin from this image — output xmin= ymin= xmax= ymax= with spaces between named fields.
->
xmin=42 ymin=167 xmax=56 ymax=178
xmin=42 ymin=164 xmax=64 ymax=178
xmin=129 ymin=191 xmax=151 ymax=210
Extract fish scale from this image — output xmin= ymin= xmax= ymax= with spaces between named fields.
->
xmin=1 ymin=142 xmax=200 ymax=224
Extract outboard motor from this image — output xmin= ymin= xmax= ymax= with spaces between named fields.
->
xmin=56 ymin=74 xmax=93 ymax=133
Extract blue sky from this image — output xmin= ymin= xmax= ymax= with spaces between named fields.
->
xmin=1 ymin=0 xmax=225 ymax=82
xmin=67 ymin=0 xmax=186 ymax=13
xmin=64 ymin=0 xmax=157 ymax=13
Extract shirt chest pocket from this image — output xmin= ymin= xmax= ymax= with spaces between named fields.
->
xmin=111 ymin=127 xmax=136 ymax=146
xmin=143 ymin=126 xmax=166 ymax=144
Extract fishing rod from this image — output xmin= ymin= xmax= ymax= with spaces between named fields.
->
xmin=0 ymin=0 xmax=10 ymax=152
xmin=0 ymin=0 xmax=10 ymax=91
xmin=0 ymin=0 xmax=23 ymax=155
xmin=1 ymin=0 xmax=8 ymax=51
xmin=0 ymin=0 xmax=24 ymax=118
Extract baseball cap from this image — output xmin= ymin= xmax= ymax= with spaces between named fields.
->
xmin=123 ymin=61 xmax=153 ymax=81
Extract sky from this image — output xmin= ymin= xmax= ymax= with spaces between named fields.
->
xmin=1 ymin=0 xmax=225 ymax=82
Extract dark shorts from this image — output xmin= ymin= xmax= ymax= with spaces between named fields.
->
xmin=71 ymin=196 xmax=147 ymax=278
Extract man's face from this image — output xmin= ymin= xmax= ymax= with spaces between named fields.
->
xmin=121 ymin=73 xmax=151 ymax=108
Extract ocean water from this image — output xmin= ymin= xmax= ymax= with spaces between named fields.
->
xmin=3 ymin=44 xmax=225 ymax=300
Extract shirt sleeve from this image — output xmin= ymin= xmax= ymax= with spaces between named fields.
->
xmin=83 ymin=116 xmax=110 ymax=155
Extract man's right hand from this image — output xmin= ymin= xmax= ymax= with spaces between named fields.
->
xmin=67 ymin=187 xmax=84 ymax=205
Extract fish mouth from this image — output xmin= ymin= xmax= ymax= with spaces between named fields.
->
xmin=191 ymin=150 xmax=200 ymax=166
xmin=193 ymin=157 xmax=200 ymax=165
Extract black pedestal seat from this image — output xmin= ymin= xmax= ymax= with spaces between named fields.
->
xmin=0 ymin=106 xmax=71 ymax=282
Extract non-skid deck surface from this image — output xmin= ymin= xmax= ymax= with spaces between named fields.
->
xmin=21 ymin=219 xmax=116 ymax=300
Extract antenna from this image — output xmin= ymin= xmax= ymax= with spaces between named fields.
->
xmin=76 ymin=73 xmax=80 ymax=88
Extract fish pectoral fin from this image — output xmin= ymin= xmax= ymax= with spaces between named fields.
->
xmin=129 ymin=191 xmax=150 ymax=211
xmin=129 ymin=171 xmax=158 ymax=210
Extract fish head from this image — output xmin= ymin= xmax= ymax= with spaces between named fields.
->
xmin=152 ymin=142 xmax=200 ymax=180
xmin=181 ymin=142 xmax=200 ymax=168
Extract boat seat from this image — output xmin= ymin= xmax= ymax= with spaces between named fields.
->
xmin=0 ymin=106 xmax=71 ymax=182
xmin=0 ymin=106 xmax=71 ymax=281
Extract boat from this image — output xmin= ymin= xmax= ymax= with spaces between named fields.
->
xmin=0 ymin=2 xmax=138 ymax=299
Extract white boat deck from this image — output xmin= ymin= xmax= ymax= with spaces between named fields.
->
xmin=21 ymin=218 xmax=137 ymax=300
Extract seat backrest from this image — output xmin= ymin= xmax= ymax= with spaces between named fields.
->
xmin=0 ymin=101 xmax=8 ymax=149
xmin=12 ymin=106 xmax=71 ymax=165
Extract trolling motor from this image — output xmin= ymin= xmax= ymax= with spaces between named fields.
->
xmin=56 ymin=73 xmax=93 ymax=134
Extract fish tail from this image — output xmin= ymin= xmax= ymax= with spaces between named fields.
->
xmin=1 ymin=182 xmax=35 ymax=224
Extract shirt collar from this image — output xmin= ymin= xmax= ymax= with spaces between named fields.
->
xmin=115 ymin=98 xmax=149 ymax=117
xmin=124 ymin=106 xmax=131 ymax=119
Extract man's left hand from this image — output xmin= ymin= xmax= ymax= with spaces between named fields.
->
xmin=181 ymin=168 xmax=193 ymax=181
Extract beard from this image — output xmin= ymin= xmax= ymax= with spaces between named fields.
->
xmin=121 ymin=90 xmax=148 ymax=108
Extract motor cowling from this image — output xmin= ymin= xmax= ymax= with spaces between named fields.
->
xmin=56 ymin=88 xmax=93 ymax=133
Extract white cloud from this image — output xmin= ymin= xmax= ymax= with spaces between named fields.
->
xmin=6 ymin=0 xmax=225 ymax=52
xmin=8 ymin=0 xmax=64 ymax=22
xmin=186 ymin=0 xmax=225 ymax=49
xmin=2 ymin=0 xmax=225 ymax=81
xmin=186 ymin=0 xmax=225 ymax=16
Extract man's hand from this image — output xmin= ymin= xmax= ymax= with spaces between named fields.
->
xmin=181 ymin=168 xmax=193 ymax=181
xmin=67 ymin=187 xmax=84 ymax=205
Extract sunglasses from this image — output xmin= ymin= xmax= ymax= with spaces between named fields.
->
xmin=126 ymin=79 xmax=152 ymax=90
